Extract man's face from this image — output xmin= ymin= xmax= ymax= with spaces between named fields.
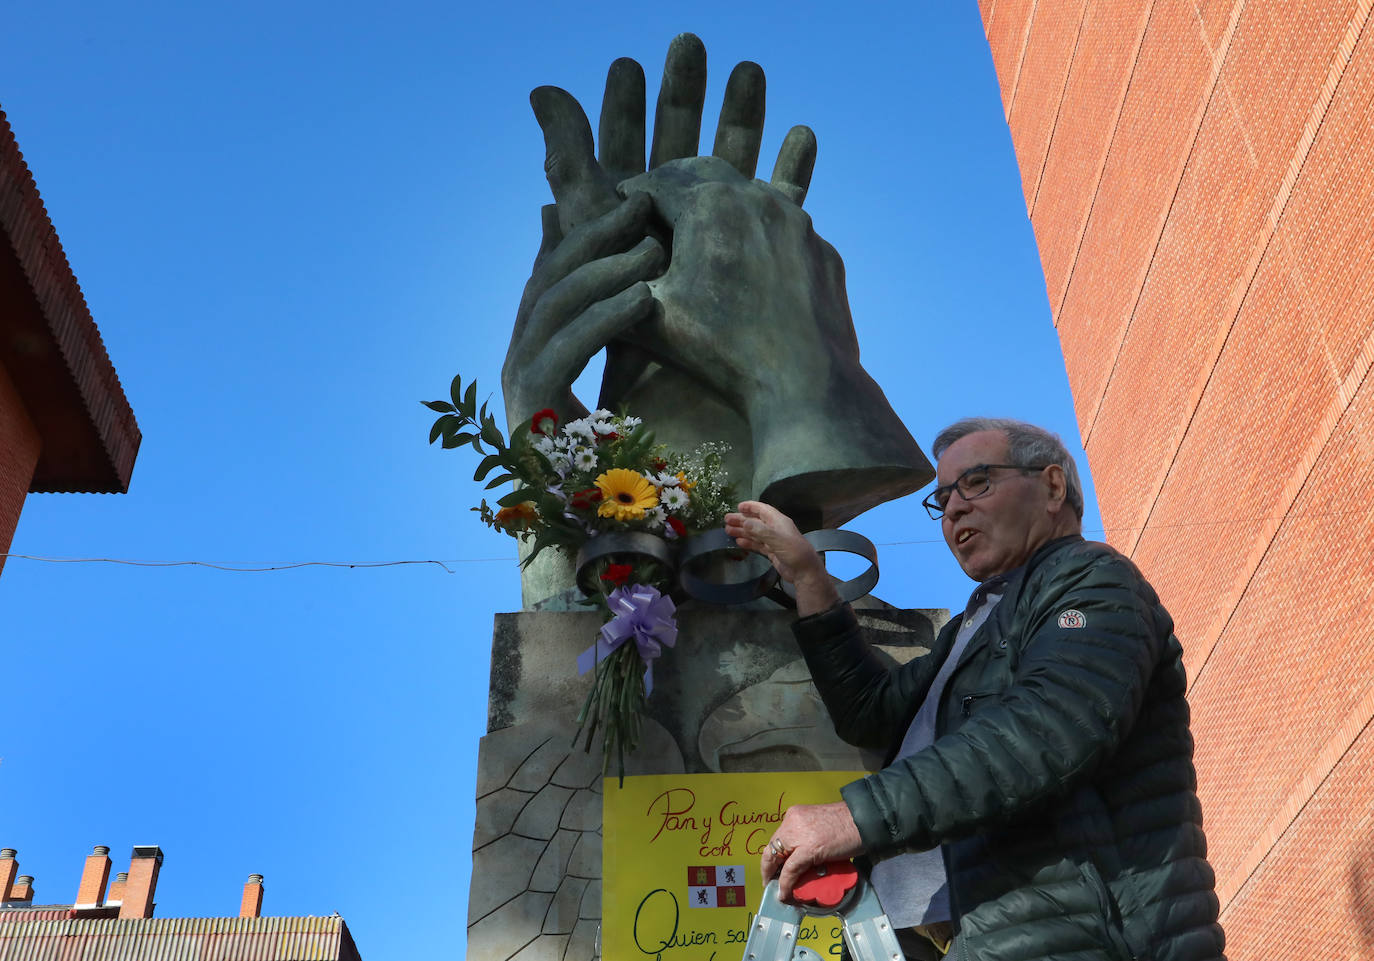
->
xmin=938 ymin=430 xmax=1061 ymax=582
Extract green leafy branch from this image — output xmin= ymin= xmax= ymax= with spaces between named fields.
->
xmin=424 ymin=373 xmax=510 ymax=469
xmin=423 ymin=376 xmax=580 ymax=567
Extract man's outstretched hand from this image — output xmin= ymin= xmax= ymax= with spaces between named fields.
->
xmin=725 ymin=501 xmax=839 ymax=616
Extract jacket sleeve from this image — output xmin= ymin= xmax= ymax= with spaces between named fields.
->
xmin=793 ymin=602 xmax=952 ymax=752
xmin=840 ymin=548 xmax=1169 ymax=857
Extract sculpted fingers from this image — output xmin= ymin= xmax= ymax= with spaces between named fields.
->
xmin=531 ymin=85 xmax=618 ymax=234
xmin=537 ymin=281 xmax=657 ymax=389
xmin=532 ymin=204 xmax=563 ymax=270
xmin=598 ymin=57 xmax=646 ymax=184
xmin=527 ymin=237 xmax=666 ymax=347
xmin=712 ymin=61 xmax=766 ymax=178
xmin=649 ymin=33 xmax=707 ymax=169
xmin=512 ymin=195 xmax=653 ymax=358
xmin=770 ymin=124 xmax=817 ymax=206
xmin=522 ymin=192 xmax=653 ymax=310
xmin=510 ymin=204 xmax=567 ymax=350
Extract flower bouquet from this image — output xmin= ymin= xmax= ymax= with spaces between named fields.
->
xmin=424 ymin=375 xmax=734 ymax=778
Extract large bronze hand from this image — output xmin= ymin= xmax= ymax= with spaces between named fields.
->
xmin=503 ymin=35 xmax=930 ymax=608
xmin=508 ymin=34 xmax=817 ymax=442
xmin=620 ymin=157 xmax=931 ymax=527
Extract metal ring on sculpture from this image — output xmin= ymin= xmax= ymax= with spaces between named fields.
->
xmin=575 ymin=531 xmax=678 ymax=596
xmin=772 ymin=529 xmax=880 ymax=606
xmin=677 ymin=527 xmax=780 ymax=604
xmin=678 ymin=528 xmax=879 ymax=606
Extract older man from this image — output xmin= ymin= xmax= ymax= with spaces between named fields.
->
xmin=725 ymin=418 xmax=1225 ymax=961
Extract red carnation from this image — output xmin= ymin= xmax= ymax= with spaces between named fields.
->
xmin=530 ymin=408 xmax=558 ymax=436
xmin=598 ymin=431 xmax=620 ymax=443
xmin=570 ymin=487 xmax=603 ymax=510
xmin=666 ymin=516 xmax=687 ymax=538
xmin=599 ymin=563 xmax=634 ymax=587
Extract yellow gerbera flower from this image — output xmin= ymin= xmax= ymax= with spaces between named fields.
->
xmin=595 ymin=468 xmax=659 ymax=521
xmin=676 ymin=471 xmax=696 ymax=491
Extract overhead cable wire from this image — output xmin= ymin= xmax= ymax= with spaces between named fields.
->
xmin=3 ymin=505 xmax=1369 ymax=574
xmin=0 ymin=555 xmax=517 ymax=574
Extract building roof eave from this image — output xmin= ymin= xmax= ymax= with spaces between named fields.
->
xmin=0 ymin=105 xmax=140 ymax=494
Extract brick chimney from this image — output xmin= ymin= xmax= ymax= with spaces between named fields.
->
xmin=10 ymin=876 xmax=33 ymax=903
xmin=0 ymin=849 xmax=16 ymax=901
xmin=239 ymin=874 xmax=264 ymax=918
xmin=107 ymin=872 xmax=128 ymax=905
xmin=118 ymin=846 xmax=162 ymax=919
xmin=75 ymin=845 xmax=111 ymax=907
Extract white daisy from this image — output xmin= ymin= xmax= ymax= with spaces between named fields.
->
xmin=573 ymin=447 xmax=598 ymax=471
xmin=564 ymin=419 xmax=596 ymax=444
xmin=644 ymin=506 xmax=667 ymax=527
xmin=661 ymin=486 xmax=690 ymax=511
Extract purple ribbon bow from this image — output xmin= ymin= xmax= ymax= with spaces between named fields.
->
xmin=577 ymin=584 xmax=678 ymax=694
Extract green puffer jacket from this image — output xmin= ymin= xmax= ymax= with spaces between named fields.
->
xmin=794 ymin=535 xmax=1225 ymax=961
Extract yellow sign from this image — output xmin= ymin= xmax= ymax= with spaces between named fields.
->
xmin=602 ymin=771 xmax=864 ymax=961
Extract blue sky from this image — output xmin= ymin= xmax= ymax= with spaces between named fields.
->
xmin=1 ymin=4 xmax=1099 ymax=957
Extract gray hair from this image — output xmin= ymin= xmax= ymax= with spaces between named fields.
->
xmin=932 ymin=417 xmax=1084 ymax=523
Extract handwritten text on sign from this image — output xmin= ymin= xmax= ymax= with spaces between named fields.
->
xmin=603 ymin=771 xmax=864 ymax=961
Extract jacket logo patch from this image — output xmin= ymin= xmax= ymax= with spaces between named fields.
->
xmin=1057 ymin=609 xmax=1086 ymax=629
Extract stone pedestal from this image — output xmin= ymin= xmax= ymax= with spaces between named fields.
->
xmin=468 ymin=604 xmax=947 ymax=961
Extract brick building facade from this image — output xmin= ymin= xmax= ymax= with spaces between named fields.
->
xmin=980 ymin=1 xmax=1374 ymax=954
xmin=0 ymin=846 xmax=363 ymax=960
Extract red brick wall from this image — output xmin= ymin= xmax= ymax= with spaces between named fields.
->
xmin=0 ymin=357 xmax=40 ymax=575
xmin=982 ymin=0 xmax=1374 ymax=953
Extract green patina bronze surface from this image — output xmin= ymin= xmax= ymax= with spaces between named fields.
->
xmin=504 ymin=34 xmax=933 ymax=607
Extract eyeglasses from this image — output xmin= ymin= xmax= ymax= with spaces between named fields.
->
xmin=922 ymin=463 xmax=1050 ymax=519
